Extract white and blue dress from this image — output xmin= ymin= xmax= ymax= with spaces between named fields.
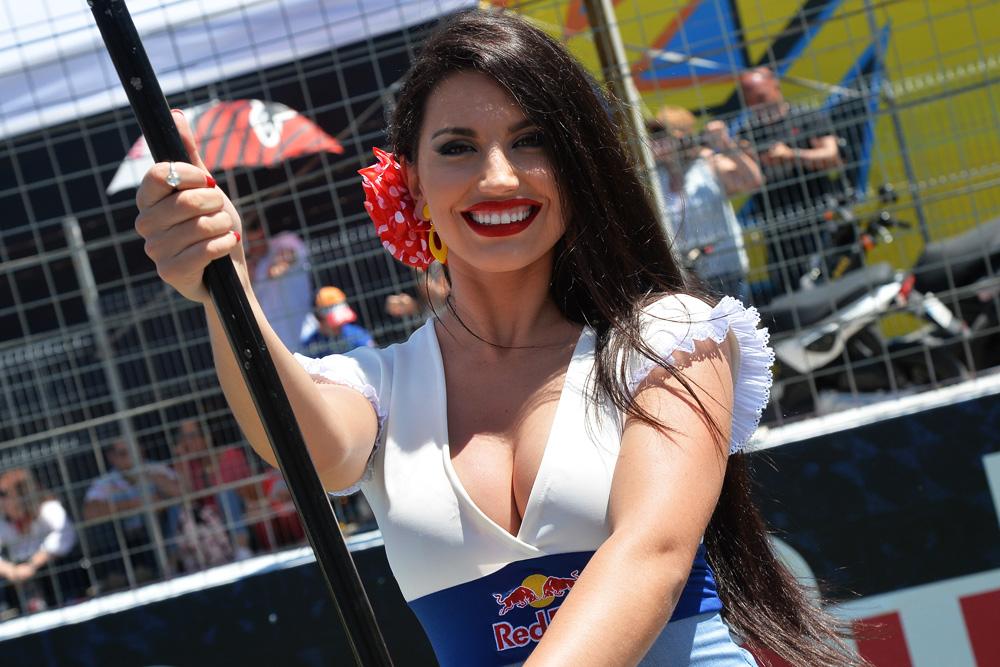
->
xmin=295 ymin=294 xmax=773 ymax=666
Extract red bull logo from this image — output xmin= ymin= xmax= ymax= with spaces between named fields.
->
xmin=491 ymin=569 xmax=579 ymax=651
xmin=493 ymin=585 xmax=540 ymax=617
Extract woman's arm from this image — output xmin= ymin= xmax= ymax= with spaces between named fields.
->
xmin=525 ymin=337 xmax=735 ymax=667
xmin=203 ymin=287 xmax=377 ymax=490
xmin=135 ymin=111 xmax=377 ymax=491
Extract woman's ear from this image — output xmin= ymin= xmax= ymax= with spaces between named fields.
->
xmin=402 ymin=157 xmax=427 ymax=220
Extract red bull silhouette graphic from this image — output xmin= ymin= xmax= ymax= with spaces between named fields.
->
xmin=541 ymin=570 xmax=579 ymax=599
xmin=493 ymin=568 xmax=580 ymax=617
xmin=493 ymin=585 xmax=540 ymax=616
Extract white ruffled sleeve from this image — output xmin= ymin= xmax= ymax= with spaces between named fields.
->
xmin=293 ymin=347 xmax=390 ymax=494
xmin=627 ymin=294 xmax=774 ymax=454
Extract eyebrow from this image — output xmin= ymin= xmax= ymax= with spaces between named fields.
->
xmin=430 ymin=118 xmax=536 ymax=141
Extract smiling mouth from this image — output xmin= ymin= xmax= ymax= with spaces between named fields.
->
xmin=461 ymin=201 xmax=541 ymax=237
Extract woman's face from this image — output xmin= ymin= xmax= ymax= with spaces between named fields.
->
xmin=409 ymin=72 xmax=565 ymax=275
xmin=176 ymin=420 xmax=208 ymax=456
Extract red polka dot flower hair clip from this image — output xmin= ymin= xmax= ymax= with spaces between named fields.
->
xmin=358 ymin=148 xmax=448 ymax=268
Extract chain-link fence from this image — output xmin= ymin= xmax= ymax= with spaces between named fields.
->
xmin=513 ymin=0 xmax=1000 ymax=421
xmin=1 ymin=0 xmax=998 ymax=619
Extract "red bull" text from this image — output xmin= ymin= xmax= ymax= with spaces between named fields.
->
xmin=493 ymin=606 xmax=561 ymax=651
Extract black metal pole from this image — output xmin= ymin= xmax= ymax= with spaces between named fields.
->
xmin=88 ymin=2 xmax=392 ymax=664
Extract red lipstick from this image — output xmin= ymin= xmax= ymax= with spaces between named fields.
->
xmin=462 ymin=199 xmax=542 ymax=238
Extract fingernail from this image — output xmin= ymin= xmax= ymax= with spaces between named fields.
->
xmin=206 ymin=174 xmax=217 ymax=189
xmin=171 ymin=108 xmax=185 ymax=118
xmin=232 ymin=230 xmax=241 ymax=243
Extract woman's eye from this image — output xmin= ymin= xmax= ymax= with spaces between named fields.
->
xmin=437 ymin=142 xmax=474 ymax=156
xmin=515 ymin=132 xmax=545 ymax=148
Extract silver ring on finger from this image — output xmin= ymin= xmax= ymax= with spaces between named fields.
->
xmin=165 ymin=162 xmax=182 ymax=189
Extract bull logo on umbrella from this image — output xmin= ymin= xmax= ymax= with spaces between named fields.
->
xmin=107 ymin=99 xmax=343 ymax=194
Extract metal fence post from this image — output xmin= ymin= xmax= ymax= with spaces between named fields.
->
xmin=864 ymin=0 xmax=931 ymax=243
xmin=63 ymin=215 xmax=173 ymax=582
xmin=581 ymin=0 xmax=670 ymax=231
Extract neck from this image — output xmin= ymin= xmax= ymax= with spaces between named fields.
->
xmin=436 ymin=253 xmax=573 ymax=349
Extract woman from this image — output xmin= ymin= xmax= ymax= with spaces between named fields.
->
xmin=252 ymin=230 xmax=313 ymax=353
xmin=134 ymin=10 xmax=859 ymax=666
xmin=0 ymin=468 xmax=84 ymax=613
xmin=244 ymin=467 xmax=307 ymax=550
xmin=170 ymin=418 xmax=256 ymax=567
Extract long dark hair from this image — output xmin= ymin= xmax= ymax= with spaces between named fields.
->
xmin=390 ymin=9 xmax=859 ymax=666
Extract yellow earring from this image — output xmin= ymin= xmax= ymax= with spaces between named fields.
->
xmin=428 ymin=224 xmax=448 ymax=265
xmin=423 ymin=203 xmax=448 ymax=264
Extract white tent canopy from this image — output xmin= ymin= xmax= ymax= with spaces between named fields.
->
xmin=0 ymin=0 xmax=474 ymax=141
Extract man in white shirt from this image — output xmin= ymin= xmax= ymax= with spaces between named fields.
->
xmin=649 ymin=105 xmax=764 ymax=300
xmin=83 ymin=439 xmax=181 ymax=587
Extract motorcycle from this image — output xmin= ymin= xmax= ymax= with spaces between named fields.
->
xmin=801 ymin=185 xmax=909 ymax=286
xmin=832 ymin=185 xmax=1000 ymax=373
xmin=910 ymin=214 xmax=1000 ymax=373
xmin=756 ymin=186 xmax=969 ymax=423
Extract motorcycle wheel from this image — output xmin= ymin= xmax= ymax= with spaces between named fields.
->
xmin=966 ymin=300 xmax=1000 ymax=372
xmin=888 ymin=341 xmax=969 ymax=386
xmin=761 ymin=359 xmax=817 ymax=425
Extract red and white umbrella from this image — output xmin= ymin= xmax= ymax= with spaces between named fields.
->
xmin=107 ymin=99 xmax=344 ymax=194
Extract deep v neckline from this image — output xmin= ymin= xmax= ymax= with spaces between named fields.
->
xmin=427 ymin=321 xmax=590 ymax=547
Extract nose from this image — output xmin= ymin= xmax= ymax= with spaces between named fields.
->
xmin=479 ymin=146 xmax=519 ymax=194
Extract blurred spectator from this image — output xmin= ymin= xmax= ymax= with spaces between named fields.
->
xmin=385 ymin=264 xmax=452 ymax=322
xmin=245 ymin=469 xmax=305 ymax=551
xmin=0 ymin=468 xmax=85 ymax=617
xmin=300 ymin=286 xmax=376 ymax=357
xmin=242 ymin=225 xmax=269 ymax=282
xmin=253 ymin=231 xmax=313 ymax=353
xmin=171 ymin=419 xmax=257 ymax=568
xmin=737 ymin=66 xmax=844 ymax=296
xmin=82 ymin=439 xmax=180 ymax=588
xmin=332 ymin=492 xmax=376 ymax=535
xmin=649 ymin=105 xmax=762 ymax=300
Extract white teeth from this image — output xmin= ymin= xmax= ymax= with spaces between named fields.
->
xmin=469 ymin=206 xmax=533 ymax=225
